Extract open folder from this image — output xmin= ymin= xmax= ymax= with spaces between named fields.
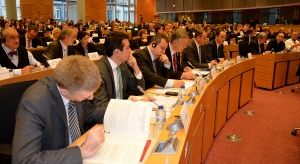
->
xmin=83 ymin=99 xmax=153 ymax=164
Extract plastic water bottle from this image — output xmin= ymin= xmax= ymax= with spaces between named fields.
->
xmin=156 ymin=105 xmax=166 ymax=128
xmin=179 ymin=85 xmax=187 ymax=100
xmin=9 ymin=69 xmax=14 ymax=77
xmin=195 ymin=74 xmax=200 ymax=85
xmin=40 ymin=63 xmax=45 ymax=70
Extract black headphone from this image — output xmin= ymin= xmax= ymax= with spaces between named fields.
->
xmin=151 ymin=35 xmax=156 ymax=48
xmin=1 ymin=38 xmax=6 ymax=43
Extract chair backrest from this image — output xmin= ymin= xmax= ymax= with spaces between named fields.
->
xmin=238 ymin=40 xmax=249 ymax=57
xmin=101 ymin=30 xmax=110 ymax=37
xmin=0 ymin=80 xmax=37 ymax=144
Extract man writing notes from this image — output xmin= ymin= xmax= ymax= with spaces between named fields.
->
xmin=93 ymin=32 xmax=145 ymax=107
xmin=248 ymin=32 xmax=269 ymax=54
xmin=133 ymin=33 xmax=184 ymax=90
xmin=181 ymin=30 xmax=217 ymax=69
xmin=0 ymin=27 xmax=40 ymax=75
xmin=165 ymin=29 xmax=196 ymax=80
xmin=206 ymin=29 xmax=226 ymax=63
xmin=13 ymin=56 xmax=106 ymax=163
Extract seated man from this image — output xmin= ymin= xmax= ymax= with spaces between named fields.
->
xmin=44 ymin=27 xmax=77 ymax=64
xmin=165 ymin=29 xmax=195 ymax=80
xmin=206 ymin=30 xmax=226 ymax=63
xmin=243 ymin=29 xmax=256 ymax=44
xmin=74 ymin=31 xmax=104 ymax=57
xmin=248 ymin=32 xmax=269 ymax=54
xmin=12 ymin=55 xmax=106 ymax=163
xmin=0 ymin=27 xmax=40 ymax=75
xmin=19 ymin=25 xmax=45 ymax=48
xmin=93 ymin=32 xmax=145 ymax=107
xmin=266 ymin=32 xmax=285 ymax=53
xmin=133 ymin=33 xmax=184 ymax=90
xmin=285 ymin=31 xmax=300 ymax=52
xmin=182 ymin=30 xmax=216 ymax=69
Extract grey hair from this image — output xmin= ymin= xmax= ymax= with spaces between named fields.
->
xmin=170 ymin=29 xmax=189 ymax=43
xmin=58 ymin=27 xmax=74 ymax=40
xmin=257 ymin=32 xmax=267 ymax=39
xmin=1 ymin=27 xmax=16 ymax=38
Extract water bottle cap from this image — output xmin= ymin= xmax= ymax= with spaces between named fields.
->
xmin=9 ymin=69 xmax=13 ymax=72
xmin=195 ymin=73 xmax=199 ymax=76
xmin=181 ymin=85 xmax=185 ymax=89
xmin=158 ymin=105 xmax=164 ymax=109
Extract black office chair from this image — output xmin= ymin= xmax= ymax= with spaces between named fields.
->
xmin=238 ymin=40 xmax=249 ymax=58
xmin=291 ymin=64 xmax=300 ymax=136
xmin=0 ymin=80 xmax=37 ymax=164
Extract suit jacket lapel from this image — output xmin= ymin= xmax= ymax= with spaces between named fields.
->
xmin=57 ymin=41 xmax=63 ymax=58
xmin=144 ymin=48 xmax=156 ymax=73
xmin=103 ymin=56 xmax=116 ymax=96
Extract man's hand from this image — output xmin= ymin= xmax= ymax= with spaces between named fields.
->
xmin=173 ymin=80 xmax=185 ymax=88
xmin=183 ymin=66 xmax=192 ymax=72
xmin=80 ymin=125 xmax=105 ymax=159
xmin=128 ymin=96 xmax=138 ymax=102
xmin=182 ymin=72 xmax=196 ymax=80
xmin=127 ymin=55 xmax=141 ymax=75
xmin=209 ymin=60 xmax=217 ymax=68
xmin=159 ymin=54 xmax=170 ymax=64
xmin=21 ymin=66 xmax=35 ymax=74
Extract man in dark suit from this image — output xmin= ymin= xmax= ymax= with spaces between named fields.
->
xmin=44 ymin=27 xmax=77 ymax=65
xmin=19 ymin=25 xmax=44 ymax=48
xmin=243 ymin=30 xmax=256 ymax=44
xmin=133 ymin=33 xmax=184 ymax=90
xmin=93 ymin=32 xmax=145 ymax=107
xmin=0 ymin=27 xmax=40 ymax=75
xmin=206 ymin=30 xmax=226 ymax=63
xmin=74 ymin=31 xmax=104 ymax=57
xmin=12 ymin=56 xmax=106 ymax=163
xmin=248 ymin=32 xmax=270 ymax=54
xmin=165 ymin=29 xmax=195 ymax=80
xmin=266 ymin=32 xmax=285 ymax=53
xmin=182 ymin=30 xmax=217 ymax=69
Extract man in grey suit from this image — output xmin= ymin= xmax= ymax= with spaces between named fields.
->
xmin=12 ymin=56 xmax=106 ymax=163
xmin=93 ymin=32 xmax=145 ymax=107
xmin=182 ymin=30 xmax=216 ymax=69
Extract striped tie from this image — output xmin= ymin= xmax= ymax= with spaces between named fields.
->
xmin=68 ymin=101 xmax=81 ymax=143
xmin=117 ymin=67 xmax=123 ymax=99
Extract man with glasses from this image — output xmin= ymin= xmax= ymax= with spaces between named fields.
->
xmin=0 ymin=27 xmax=40 ymax=75
xmin=206 ymin=29 xmax=226 ymax=63
xmin=19 ymin=25 xmax=45 ymax=48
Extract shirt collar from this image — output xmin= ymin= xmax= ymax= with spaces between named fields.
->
xmin=2 ymin=44 xmax=17 ymax=53
xmin=25 ymin=34 xmax=29 ymax=41
xmin=56 ymin=85 xmax=70 ymax=107
xmin=147 ymin=46 xmax=155 ymax=62
xmin=169 ymin=43 xmax=176 ymax=55
xmin=107 ymin=56 xmax=118 ymax=70
xmin=215 ymin=40 xmax=220 ymax=47
xmin=193 ymin=38 xmax=200 ymax=48
xmin=59 ymin=40 xmax=68 ymax=51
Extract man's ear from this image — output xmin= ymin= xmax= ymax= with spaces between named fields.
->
xmin=113 ymin=48 xmax=120 ymax=56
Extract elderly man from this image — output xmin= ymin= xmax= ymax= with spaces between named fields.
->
xmin=285 ymin=31 xmax=300 ymax=52
xmin=0 ymin=27 xmax=40 ymax=75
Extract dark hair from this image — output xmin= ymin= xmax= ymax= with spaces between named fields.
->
xmin=215 ymin=29 xmax=224 ymax=36
xmin=150 ymin=33 xmax=169 ymax=45
xmin=154 ymin=24 xmax=163 ymax=33
xmin=105 ymin=31 xmax=129 ymax=57
xmin=28 ymin=25 xmax=38 ymax=32
xmin=247 ymin=30 xmax=253 ymax=34
xmin=77 ymin=31 xmax=88 ymax=40
xmin=194 ymin=30 xmax=205 ymax=38
xmin=138 ymin=29 xmax=147 ymax=37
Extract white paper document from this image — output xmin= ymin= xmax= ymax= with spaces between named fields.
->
xmin=47 ymin=58 xmax=61 ymax=68
xmin=83 ymin=99 xmax=152 ymax=164
xmin=152 ymin=96 xmax=178 ymax=108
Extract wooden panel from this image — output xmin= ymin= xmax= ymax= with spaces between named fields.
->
xmin=223 ymin=0 xmax=233 ymax=9
xmin=156 ymin=0 xmax=166 ymax=13
xmin=184 ymin=0 xmax=193 ymax=11
xmin=256 ymin=0 xmax=269 ymax=7
xmin=175 ymin=0 xmax=184 ymax=11
xmin=215 ymin=82 xmax=229 ymax=136
xmin=227 ymin=75 xmax=241 ymax=119
xmin=166 ymin=0 xmax=174 ymax=12
xmin=202 ymin=94 xmax=217 ymax=163
xmin=273 ymin=62 xmax=288 ymax=88
xmin=20 ymin=0 xmax=53 ymax=20
xmin=245 ymin=1 xmax=256 ymax=7
xmin=202 ymin=0 xmax=213 ymax=10
xmin=85 ymin=0 xmax=106 ymax=22
xmin=193 ymin=0 xmax=202 ymax=10
xmin=269 ymin=0 xmax=283 ymax=5
xmin=283 ymin=0 xmax=298 ymax=4
xmin=240 ymin=70 xmax=254 ymax=107
xmin=287 ymin=60 xmax=300 ymax=85
xmin=137 ymin=0 xmax=156 ymax=22
xmin=232 ymin=0 xmax=244 ymax=8
xmin=191 ymin=113 xmax=204 ymax=164
xmin=213 ymin=0 xmax=223 ymax=9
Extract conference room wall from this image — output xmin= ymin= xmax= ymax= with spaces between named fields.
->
xmin=138 ymin=0 xmax=156 ymax=22
xmin=20 ymin=0 xmax=53 ymax=20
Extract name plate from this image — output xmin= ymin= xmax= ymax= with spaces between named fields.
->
xmin=88 ymin=52 xmax=100 ymax=61
xmin=150 ymin=32 xmax=155 ymax=35
xmin=199 ymin=79 xmax=204 ymax=96
xmin=47 ymin=58 xmax=61 ymax=69
xmin=248 ymin=53 xmax=252 ymax=59
xmin=223 ymin=60 xmax=228 ymax=70
xmin=211 ymin=67 xmax=216 ymax=80
xmin=180 ymin=102 xmax=191 ymax=133
xmin=236 ymin=56 xmax=241 ymax=63
xmin=0 ymin=68 xmax=10 ymax=80
xmin=92 ymin=33 xmax=98 ymax=37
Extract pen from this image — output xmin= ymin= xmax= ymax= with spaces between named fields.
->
xmin=188 ymin=61 xmax=196 ymax=69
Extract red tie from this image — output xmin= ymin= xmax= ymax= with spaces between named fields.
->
xmin=173 ymin=53 xmax=177 ymax=71
xmin=9 ymin=51 xmax=18 ymax=57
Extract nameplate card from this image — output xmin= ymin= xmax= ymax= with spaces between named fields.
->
xmin=92 ymin=33 xmax=98 ymax=37
xmin=47 ymin=58 xmax=61 ymax=69
xmin=199 ymin=79 xmax=205 ymax=96
xmin=236 ymin=56 xmax=241 ymax=63
xmin=150 ymin=32 xmax=155 ymax=36
xmin=0 ymin=68 xmax=10 ymax=80
xmin=223 ymin=60 xmax=228 ymax=70
xmin=99 ymin=39 xmax=105 ymax=43
xmin=180 ymin=102 xmax=191 ymax=133
xmin=88 ymin=52 xmax=100 ymax=61
xmin=211 ymin=67 xmax=216 ymax=80
xmin=248 ymin=53 xmax=252 ymax=59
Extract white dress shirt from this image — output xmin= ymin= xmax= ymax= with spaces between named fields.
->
xmin=60 ymin=40 xmax=68 ymax=58
xmin=285 ymin=38 xmax=299 ymax=52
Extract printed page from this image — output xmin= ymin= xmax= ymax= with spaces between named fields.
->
xmin=104 ymin=99 xmax=152 ymax=138
xmin=152 ymin=96 xmax=178 ymax=108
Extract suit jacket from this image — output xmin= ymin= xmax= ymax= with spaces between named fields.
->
xmin=93 ymin=56 xmax=145 ymax=107
xmin=12 ymin=75 xmax=106 ymax=164
xmin=73 ymin=43 xmax=104 ymax=56
xmin=0 ymin=46 xmax=29 ymax=69
xmin=44 ymin=40 xmax=77 ymax=66
xmin=206 ymin=40 xmax=224 ymax=62
xmin=182 ymin=40 xmax=209 ymax=69
xmin=248 ymin=39 xmax=265 ymax=54
xmin=133 ymin=47 xmax=171 ymax=90
xmin=19 ymin=34 xmax=45 ymax=48
xmin=165 ymin=45 xmax=183 ymax=79
xmin=266 ymin=39 xmax=285 ymax=53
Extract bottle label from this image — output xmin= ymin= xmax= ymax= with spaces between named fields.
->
xmin=156 ymin=116 xmax=166 ymax=122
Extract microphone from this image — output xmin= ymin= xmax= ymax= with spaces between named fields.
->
xmin=187 ymin=61 xmax=196 ymax=69
xmin=137 ymin=86 xmax=159 ymax=107
xmin=42 ymin=54 xmax=51 ymax=60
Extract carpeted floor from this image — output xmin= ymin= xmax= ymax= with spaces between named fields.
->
xmin=203 ymin=84 xmax=300 ymax=164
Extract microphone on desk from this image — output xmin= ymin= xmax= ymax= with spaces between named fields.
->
xmin=187 ymin=61 xmax=196 ymax=69
xmin=137 ymin=86 xmax=160 ymax=107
